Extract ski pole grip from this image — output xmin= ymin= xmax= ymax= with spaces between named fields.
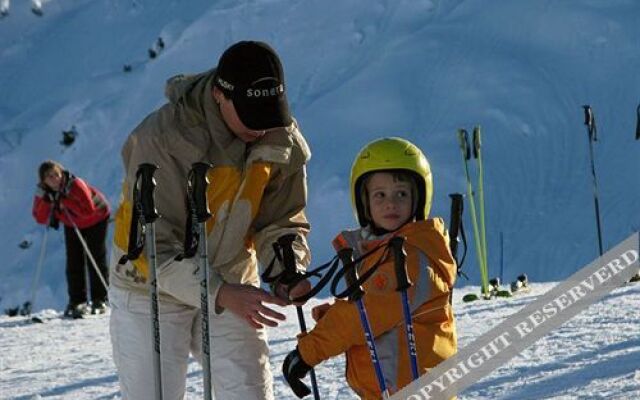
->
xmin=136 ymin=163 xmax=160 ymax=223
xmin=389 ymin=236 xmax=411 ymax=291
xmin=337 ymin=248 xmax=364 ymax=302
xmin=583 ymin=105 xmax=593 ymax=127
xmin=472 ymin=125 xmax=481 ymax=159
xmin=457 ymin=129 xmax=470 ymax=160
xmin=582 ymin=105 xmax=597 ymax=141
xmin=189 ymin=162 xmax=212 ymax=222
xmin=448 ymin=193 xmax=464 ymax=260
xmin=277 ymin=234 xmax=300 ymax=285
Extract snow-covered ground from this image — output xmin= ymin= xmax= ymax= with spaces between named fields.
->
xmin=2 ymin=283 xmax=639 ymax=399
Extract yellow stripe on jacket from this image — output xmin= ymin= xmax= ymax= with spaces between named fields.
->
xmin=113 ymin=163 xmax=273 ymax=281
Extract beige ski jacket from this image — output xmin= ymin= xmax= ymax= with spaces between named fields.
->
xmin=110 ymin=68 xmax=311 ymax=307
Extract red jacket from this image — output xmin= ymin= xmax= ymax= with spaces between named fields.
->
xmin=32 ymin=171 xmax=110 ymax=229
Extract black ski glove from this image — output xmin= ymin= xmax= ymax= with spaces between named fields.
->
xmin=282 ymin=347 xmax=312 ymax=398
xmin=48 ymin=191 xmax=62 ymax=230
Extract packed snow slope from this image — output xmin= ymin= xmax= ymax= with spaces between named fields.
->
xmin=1 ymin=283 xmax=639 ymax=399
xmin=1 ymin=0 xmax=639 ymax=310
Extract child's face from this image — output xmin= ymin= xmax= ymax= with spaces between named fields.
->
xmin=366 ymin=172 xmax=413 ymax=232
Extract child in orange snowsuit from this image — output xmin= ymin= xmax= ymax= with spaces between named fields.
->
xmin=283 ymin=137 xmax=458 ymax=399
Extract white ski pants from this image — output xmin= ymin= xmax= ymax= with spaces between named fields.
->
xmin=109 ymin=285 xmax=274 ymax=400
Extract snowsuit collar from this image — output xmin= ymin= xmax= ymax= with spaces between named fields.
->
xmin=164 ymin=68 xmax=239 ymax=153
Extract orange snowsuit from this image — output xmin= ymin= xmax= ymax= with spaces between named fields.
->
xmin=297 ymin=218 xmax=457 ymax=399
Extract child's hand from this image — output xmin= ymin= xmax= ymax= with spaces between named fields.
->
xmin=282 ymin=348 xmax=312 ymax=398
xmin=311 ymin=302 xmax=331 ymax=322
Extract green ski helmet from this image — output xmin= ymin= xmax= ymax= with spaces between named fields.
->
xmin=350 ymin=137 xmax=433 ymax=227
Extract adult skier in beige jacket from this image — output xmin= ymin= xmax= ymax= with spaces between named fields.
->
xmin=109 ymin=41 xmax=312 ymax=400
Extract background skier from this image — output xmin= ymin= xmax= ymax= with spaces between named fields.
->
xmin=32 ymin=160 xmax=111 ymax=317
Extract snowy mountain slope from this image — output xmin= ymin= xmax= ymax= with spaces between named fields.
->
xmin=1 ymin=0 xmax=639 ymax=313
xmin=1 ymin=283 xmax=639 ymax=399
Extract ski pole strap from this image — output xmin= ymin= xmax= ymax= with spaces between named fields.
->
xmin=448 ymin=194 xmax=463 ymax=261
xmin=138 ymin=163 xmax=160 ymax=223
xmin=330 ymin=242 xmax=389 ymax=299
xmin=457 ymin=220 xmax=469 ymax=279
xmin=389 ymin=237 xmax=411 ymax=291
xmin=457 ymin=129 xmax=471 ymax=160
xmin=260 ymin=235 xmax=332 ymax=303
xmin=263 ymin=234 xmax=302 ymax=289
xmin=291 ymin=256 xmax=339 ymax=303
xmin=448 ymin=193 xmax=468 ymax=277
xmin=472 ymin=126 xmax=481 ymax=159
xmin=175 ymin=204 xmax=198 ymax=261
xmin=278 ymin=234 xmax=299 ymax=284
xmin=636 ymin=104 xmax=640 ymax=140
xmin=337 ymin=248 xmax=365 ymax=302
xmin=583 ymin=105 xmax=597 ymax=141
xmin=175 ymin=163 xmax=212 ymax=261
xmin=118 ymin=164 xmax=159 ymax=264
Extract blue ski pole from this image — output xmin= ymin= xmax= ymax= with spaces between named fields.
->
xmin=337 ymin=248 xmax=390 ymax=399
xmin=389 ymin=237 xmax=419 ymax=381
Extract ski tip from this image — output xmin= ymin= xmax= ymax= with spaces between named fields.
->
xmin=31 ymin=316 xmax=44 ymax=323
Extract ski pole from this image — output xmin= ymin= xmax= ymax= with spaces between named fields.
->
xmin=458 ymin=129 xmax=489 ymax=297
xmin=388 ymin=237 xmax=419 ymax=381
xmin=337 ymin=247 xmax=390 ymax=398
xmin=61 ymin=208 xmax=109 ymax=291
xmin=473 ymin=126 xmax=490 ymax=283
xmin=24 ymin=225 xmax=49 ymax=318
xmin=582 ymin=105 xmax=604 ymax=256
xmin=499 ymin=232 xmax=504 ymax=284
xmin=137 ymin=163 xmax=163 ymax=400
xmin=176 ymin=162 xmax=214 ymax=400
xmin=277 ymin=234 xmax=321 ymax=400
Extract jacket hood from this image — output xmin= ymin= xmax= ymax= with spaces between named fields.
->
xmin=164 ymin=68 xmax=217 ymax=127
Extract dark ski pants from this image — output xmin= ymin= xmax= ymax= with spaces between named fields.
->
xmin=63 ymin=218 xmax=109 ymax=305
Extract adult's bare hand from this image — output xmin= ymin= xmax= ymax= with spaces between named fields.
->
xmin=273 ymin=279 xmax=312 ymax=306
xmin=216 ymin=283 xmax=287 ymax=329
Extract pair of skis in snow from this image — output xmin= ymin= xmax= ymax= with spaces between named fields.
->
xmin=460 ymin=274 xmax=531 ymax=303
